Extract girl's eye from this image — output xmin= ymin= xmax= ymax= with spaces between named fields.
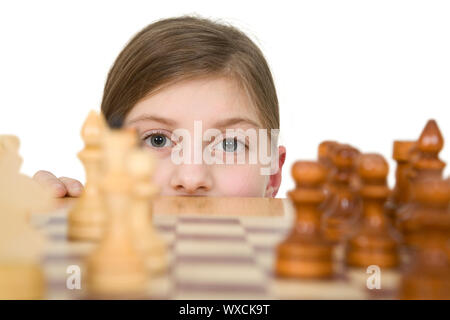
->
xmin=217 ymin=138 xmax=246 ymax=153
xmin=143 ymin=133 xmax=173 ymax=149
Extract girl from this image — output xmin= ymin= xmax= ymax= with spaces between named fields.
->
xmin=33 ymin=16 xmax=287 ymax=198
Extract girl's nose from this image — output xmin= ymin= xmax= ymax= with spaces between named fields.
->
xmin=170 ymin=164 xmax=213 ymax=195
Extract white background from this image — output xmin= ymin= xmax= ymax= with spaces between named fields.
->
xmin=0 ymin=0 xmax=449 ymax=198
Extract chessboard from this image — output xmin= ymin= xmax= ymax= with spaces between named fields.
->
xmin=31 ymin=196 xmax=400 ymax=300
xmin=2 ymin=115 xmax=448 ymax=300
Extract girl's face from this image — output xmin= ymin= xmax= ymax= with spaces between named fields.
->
xmin=124 ymin=77 xmax=286 ymax=197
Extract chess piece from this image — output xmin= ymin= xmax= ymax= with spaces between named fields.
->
xmin=85 ymin=128 xmax=148 ymax=296
xmin=385 ymin=141 xmax=416 ymax=223
xmin=318 ymin=140 xmax=339 ymax=174
xmin=0 ymin=135 xmax=53 ymax=299
xmin=409 ymin=119 xmax=446 ymax=182
xmin=398 ymin=175 xmax=450 ymax=246
xmin=391 ymin=141 xmax=417 ymax=206
xmin=68 ymin=111 xmax=107 ymax=241
xmin=126 ymin=148 xmax=167 ymax=274
xmin=345 ymin=154 xmax=401 ymax=268
xmin=276 ymin=161 xmax=334 ymax=279
xmin=322 ymin=144 xmax=362 ymax=243
xmin=397 ymin=120 xmax=446 ymax=237
xmin=398 ymin=178 xmax=450 ymax=299
xmin=318 ymin=141 xmax=340 ymax=199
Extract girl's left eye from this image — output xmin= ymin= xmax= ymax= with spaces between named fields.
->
xmin=143 ymin=133 xmax=173 ymax=149
xmin=215 ymin=137 xmax=246 ymax=153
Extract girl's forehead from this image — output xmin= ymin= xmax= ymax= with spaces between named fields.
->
xmin=124 ymin=77 xmax=263 ymax=129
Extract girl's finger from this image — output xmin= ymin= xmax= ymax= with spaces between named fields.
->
xmin=58 ymin=177 xmax=84 ymax=197
xmin=32 ymin=170 xmax=68 ymax=198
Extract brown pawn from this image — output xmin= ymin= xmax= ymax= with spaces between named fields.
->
xmin=345 ymin=154 xmax=401 ymax=268
xmin=385 ymin=141 xmax=417 ymax=223
xmin=399 ymin=178 xmax=450 ymax=299
xmin=391 ymin=141 xmax=417 ymax=206
xmin=318 ymin=141 xmax=339 ymax=173
xmin=322 ymin=144 xmax=362 ymax=243
xmin=398 ymin=176 xmax=450 ymax=247
xmin=318 ymin=141 xmax=340 ymax=199
xmin=275 ymin=161 xmax=334 ymax=279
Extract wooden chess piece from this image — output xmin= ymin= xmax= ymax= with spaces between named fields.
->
xmin=275 ymin=161 xmax=334 ymax=279
xmin=409 ymin=119 xmax=446 ymax=182
xmin=0 ymin=135 xmax=53 ymax=299
xmin=345 ymin=154 xmax=401 ymax=268
xmin=126 ymin=148 xmax=167 ymax=274
xmin=322 ymin=144 xmax=362 ymax=243
xmin=318 ymin=140 xmax=339 ymax=173
xmin=398 ymin=178 xmax=450 ymax=299
xmin=391 ymin=141 xmax=417 ymax=206
xmin=85 ymin=128 xmax=148 ymax=296
xmin=68 ymin=111 xmax=107 ymax=241
xmin=398 ymin=176 xmax=450 ymax=246
xmin=385 ymin=141 xmax=416 ymax=223
xmin=397 ymin=119 xmax=446 ymax=237
xmin=318 ymin=141 xmax=340 ymax=199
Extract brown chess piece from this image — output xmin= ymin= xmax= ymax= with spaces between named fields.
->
xmin=85 ymin=128 xmax=148 ymax=296
xmin=318 ymin=140 xmax=339 ymax=174
xmin=68 ymin=111 xmax=107 ymax=241
xmin=398 ymin=176 xmax=450 ymax=246
xmin=410 ymin=119 xmax=446 ymax=181
xmin=345 ymin=154 xmax=401 ymax=268
xmin=322 ymin=144 xmax=362 ymax=243
xmin=398 ymin=178 xmax=450 ymax=299
xmin=275 ymin=161 xmax=334 ymax=279
xmin=397 ymin=120 xmax=446 ymax=238
xmin=385 ymin=141 xmax=416 ymax=223
xmin=318 ymin=141 xmax=340 ymax=201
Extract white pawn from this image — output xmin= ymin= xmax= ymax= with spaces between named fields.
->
xmin=0 ymin=135 xmax=53 ymax=299
xmin=68 ymin=110 xmax=107 ymax=241
xmin=127 ymin=148 xmax=167 ymax=274
xmin=85 ymin=128 xmax=148 ymax=296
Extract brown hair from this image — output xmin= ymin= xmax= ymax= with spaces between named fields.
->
xmin=101 ymin=15 xmax=279 ymax=130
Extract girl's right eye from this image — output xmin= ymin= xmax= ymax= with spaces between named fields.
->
xmin=142 ymin=132 xmax=173 ymax=149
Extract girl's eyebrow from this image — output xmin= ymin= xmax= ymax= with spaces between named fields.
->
xmin=126 ymin=115 xmax=261 ymax=129
xmin=126 ymin=114 xmax=178 ymax=127
xmin=213 ymin=117 xmax=262 ymax=129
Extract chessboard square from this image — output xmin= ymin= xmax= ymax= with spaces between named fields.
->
xmin=43 ymin=263 xmax=86 ymax=284
xmin=44 ymin=241 xmax=96 ymax=257
xmin=246 ymin=233 xmax=285 ymax=247
xmin=174 ymin=291 xmax=269 ymax=300
xmin=175 ymin=240 xmax=253 ymax=257
xmin=153 ymin=214 xmax=178 ymax=225
xmin=177 ymin=223 xmax=245 ymax=237
xmin=253 ymin=252 xmax=276 ymax=274
xmin=42 ymin=224 xmax=67 ymax=237
xmin=347 ymin=267 xmax=401 ymax=292
xmin=174 ymin=263 xmax=266 ymax=285
xmin=159 ymin=232 xmax=175 ymax=245
xmin=271 ymin=277 xmax=365 ymax=300
xmin=179 ymin=216 xmax=240 ymax=225
xmin=30 ymin=214 xmax=51 ymax=228
xmin=239 ymin=216 xmax=293 ymax=229
xmin=145 ymin=274 xmax=173 ymax=299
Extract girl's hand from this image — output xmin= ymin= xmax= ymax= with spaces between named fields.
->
xmin=32 ymin=170 xmax=84 ymax=198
